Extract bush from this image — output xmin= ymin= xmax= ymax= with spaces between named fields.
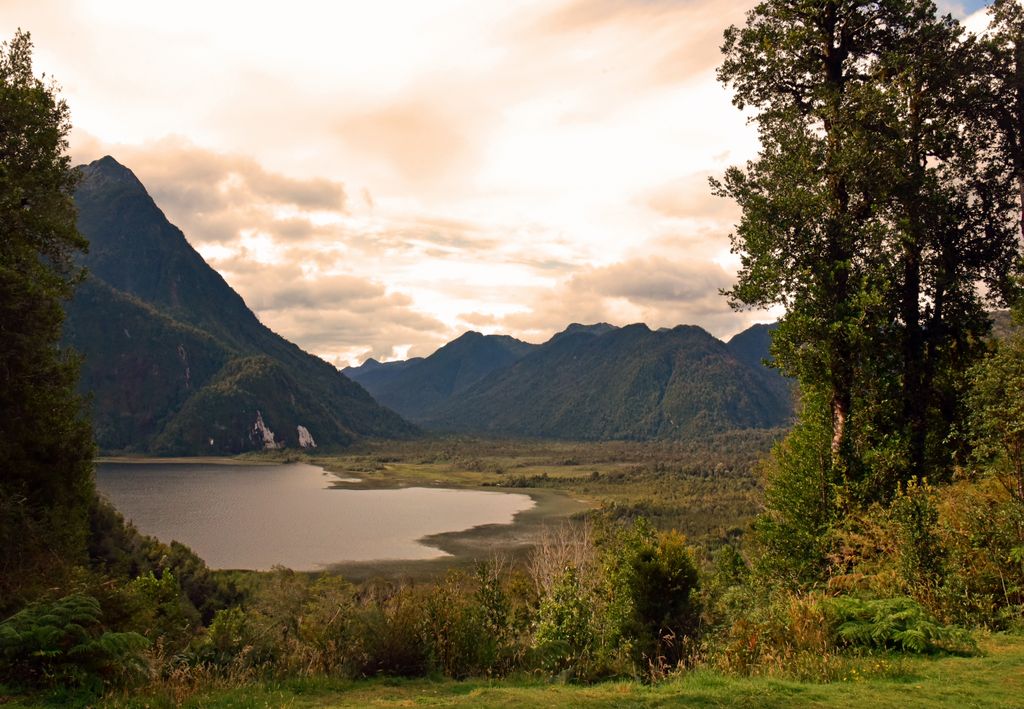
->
xmin=532 ymin=567 xmax=594 ymax=676
xmin=350 ymin=583 xmax=428 ymax=676
xmin=754 ymin=402 xmax=837 ymax=589
xmin=599 ymin=521 xmax=701 ymax=671
xmin=712 ymin=591 xmax=834 ymax=678
xmin=0 ymin=594 xmax=149 ymax=690
xmin=420 ymin=571 xmax=494 ymax=678
xmin=824 ymin=596 xmax=974 ymax=655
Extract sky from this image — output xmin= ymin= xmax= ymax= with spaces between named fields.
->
xmin=0 ymin=0 xmax=995 ymax=366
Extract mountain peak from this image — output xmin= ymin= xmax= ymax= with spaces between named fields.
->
xmin=80 ymin=155 xmax=145 ymax=189
xmin=451 ymin=330 xmax=485 ymax=342
xmin=546 ymin=322 xmax=618 ymax=345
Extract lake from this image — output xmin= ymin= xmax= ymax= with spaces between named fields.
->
xmin=95 ymin=461 xmax=534 ymax=571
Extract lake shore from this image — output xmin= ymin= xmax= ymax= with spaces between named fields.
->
xmin=325 ymin=486 xmax=590 ymax=581
xmin=94 ymin=454 xmax=591 ymax=580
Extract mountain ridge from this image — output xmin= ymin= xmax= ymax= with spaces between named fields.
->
xmin=64 ymin=156 xmax=417 ymax=454
xmin=348 ymin=320 xmax=792 ymax=439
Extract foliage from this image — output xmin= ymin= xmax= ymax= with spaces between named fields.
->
xmin=597 ymin=521 xmax=701 ymax=671
xmin=88 ymin=496 xmax=243 ymax=625
xmin=421 ymin=323 xmax=793 ymax=441
xmin=79 ymin=634 xmax=1024 ymax=708
xmin=754 ymin=399 xmax=836 ymax=589
xmin=824 ymin=596 xmax=974 ymax=655
xmin=533 ymin=567 xmax=595 ymax=676
xmin=932 ymin=479 xmax=1024 ymax=628
xmin=528 ymin=518 xmax=701 ymax=680
xmin=0 ymin=594 xmax=149 ymax=690
xmin=968 ymin=334 xmax=1024 ymax=503
xmin=0 ymin=29 xmax=95 ymax=605
xmin=888 ymin=478 xmax=945 ymax=595
xmin=716 ymin=0 xmax=1020 ymax=504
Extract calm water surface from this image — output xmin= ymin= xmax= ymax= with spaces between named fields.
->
xmin=95 ymin=462 xmax=534 ymax=570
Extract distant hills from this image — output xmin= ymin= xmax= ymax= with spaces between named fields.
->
xmin=63 ymin=156 xmax=417 ymax=455
xmin=343 ymin=332 xmax=536 ymax=420
xmin=64 ymin=156 xmax=794 ymax=452
xmin=347 ymin=321 xmax=794 ymax=440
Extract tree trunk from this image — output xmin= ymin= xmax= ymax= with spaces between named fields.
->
xmin=903 ymin=86 xmax=928 ymax=479
xmin=831 ymin=392 xmax=849 ymax=471
xmin=1015 ymin=35 xmax=1024 ymax=239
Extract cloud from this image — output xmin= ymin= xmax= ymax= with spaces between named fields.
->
xmin=33 ymin=0 xmax=771 ymax=365
xmin=207 ymin=259 xmax=451 ymax=365
xmin=337 ymin=96 xmax=483 ymax=187
xmin=491 ymin=254 xmax=757 ymax=344
xmin=644 ymin=173 xmax=740 ymax=221
xmin=570 ymin=257 xmax=733 ymax=304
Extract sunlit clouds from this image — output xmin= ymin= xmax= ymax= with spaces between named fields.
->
xmin=0 ymin=0 xmax=993 ymax=365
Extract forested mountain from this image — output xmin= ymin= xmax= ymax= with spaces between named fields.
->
xmin=63 ymin=156 xmax=417 ymax=454
xmin=351 ymin=322 xmax=793 ymax=439
xmin=344 ymin=331 xmax=536 ymax=419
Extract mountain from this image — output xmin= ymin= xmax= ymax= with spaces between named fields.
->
xmin=64 ymin=156 xmax=417 ymax=454
xmin=726 ymin=322 xmax=777 ymax=370
xmin=420 ymin=323 xmax=792 ymax=439
xmin=365 ymin=321 xmax=793 ymax=440
xmin=344 ymin=331 xmax=537 ymax=420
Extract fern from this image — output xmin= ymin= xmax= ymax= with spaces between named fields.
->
xmin=0 ymin=593 xmax=150 ymax=689
xmin=825 ymin=596 xmax=974 ymax=655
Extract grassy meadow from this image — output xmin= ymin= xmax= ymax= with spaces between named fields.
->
xmin=28 ymin=632 xmax=1018 ymax=708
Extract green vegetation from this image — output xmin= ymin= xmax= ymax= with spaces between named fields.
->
xmin=421 ymin=324 xmax=793 ymax=440
xmin=5 ymin=633 xmax=1018 ymax=708
xmin=5 ymin=2 xmax=1024 ymax=706
xmin=347 ymin=323 xmax=793 ymax=441
xmin=345 ymin=331 xmax=537 ymax=420
xmin=0 ymin=594 xmax=149 ymax=691
xmin=0 ymin=29 xmax=96 ymax=609
xmin=717 ymin=0 xmax=1024 ymax=591
xmin=716 ymin=0 xmax=1021 ymax=493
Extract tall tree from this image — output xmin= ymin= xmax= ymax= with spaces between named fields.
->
xmin=872 ymin=5 xmax=1019 ymax=484
xmin=715 ymin=1 xmax=902 ymax=479
xmin=985 ymin=0 xmax=1024 ymax=239
xmin=716 ymin=1 xmax=1020 ymax=513
xmin=0 ymin=30 xmax=94 ymax=599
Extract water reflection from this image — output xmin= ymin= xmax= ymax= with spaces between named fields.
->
xmin=95 ymin=461 xmax=533 ymax=570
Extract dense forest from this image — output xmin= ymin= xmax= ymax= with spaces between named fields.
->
xmin=2 ymin=0 xmax=1024 ymax=705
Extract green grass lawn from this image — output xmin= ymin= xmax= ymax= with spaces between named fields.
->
xmin=8 ymin=633 xmax=1011 ymax=708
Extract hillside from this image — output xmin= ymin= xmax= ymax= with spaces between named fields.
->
xmin=344 ymin=331 xmax=536 ymax=419
xmin=63 ymin=156 xmax=417 ymax=454
xmin=382 ymin=322 xmax=795 ymax=439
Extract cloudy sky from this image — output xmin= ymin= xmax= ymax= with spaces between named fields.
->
xmin=0 ymin=0 xmax=993 ymax=365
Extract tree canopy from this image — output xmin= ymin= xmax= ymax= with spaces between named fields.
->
xmin=0 ymin=29 xmax=94 ymax=600
xmin=716 ymin=0 xmax=1024 ymax=582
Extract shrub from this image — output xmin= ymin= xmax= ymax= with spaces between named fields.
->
xmin=754 ymin=402 xmax=838 ymax=589
xmin=532 ymin=567 xmax=594 ymax=676
xmin=351 ymin=584 xmax=429 ymax=677
xmin=295 ymin=575 xmax=359 ymax=675
xmin=0 ymin=594 xmax=149 ymax=690
xmin=824 ymin=596 xmax=974 ymax=654
xmin=713 ymin=591 xmax=834 ymax=678
xmin=599 ymin=521 xmax=701 ymax=671
xmin=420 ymin=571 xmax=493 ymax=678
